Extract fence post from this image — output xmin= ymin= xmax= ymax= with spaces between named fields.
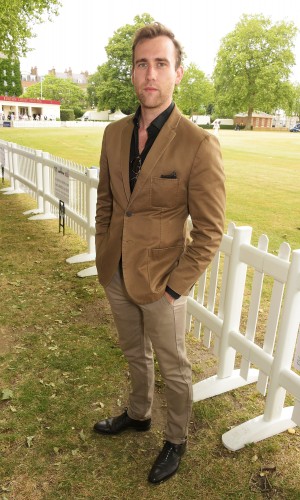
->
xmin=28 ymin=151 xmax=57 ymax=221
xmin=12 ymin=144 xmax=22 ymax=193
xmin=36 ymin=150 xmax=44 ymax=213
xmin=2 ymin=142 xmax=24 ymax=195
xmin=0 ymin=143 xmax=10 ymax=192
xmin=216 ymin=226 xmax=252 ymax=377
xmin=86 ymin=167 xmax=98 ymax=254
xmin=66 ymin=166 xmax=98 ymax=266
xmin=23 ymin=149 xmax=44 ymax=216
xmin=193 ymin=225 xmax=259 ymax=402
xmin=263 ymin=249 xmax=300 ymax=421
xmin=6 ymin=142 xmax=15 ymax=191
xmin=43 ymin=151 xmax=53 ymax=216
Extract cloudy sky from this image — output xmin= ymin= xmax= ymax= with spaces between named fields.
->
xmin=20 ymin=0 xmax=300 ymax=80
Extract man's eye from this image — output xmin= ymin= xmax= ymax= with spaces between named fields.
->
xmin=138 ymin=63 xmax=147 ymax=68
xmin=157 ymin=62 xmax=166 ymax=67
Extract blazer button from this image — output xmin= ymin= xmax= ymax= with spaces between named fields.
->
xmin=126 ymin=211 xmax=133 ymax=217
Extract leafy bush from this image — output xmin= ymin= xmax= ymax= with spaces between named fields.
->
xmin=73 ymin=107 xmax=84 ymax=119
xmin=60 ymin=109 xmax=75 ymax=121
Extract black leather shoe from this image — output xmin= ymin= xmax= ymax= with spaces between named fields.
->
xmin=93 ymin=409 xmax=151 ymax=435
xmin=148 ymin=440 xmax=187 ymax=484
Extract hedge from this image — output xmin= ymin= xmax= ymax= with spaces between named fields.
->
xmin=60 ymin=109 xmax=75 ymax=121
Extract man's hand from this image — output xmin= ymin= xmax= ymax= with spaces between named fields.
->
xmin=164 ymin=291 xmax=175 ymax=305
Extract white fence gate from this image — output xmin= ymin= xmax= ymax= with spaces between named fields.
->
xmin=1 ymin=139 xmax=300 ymax=451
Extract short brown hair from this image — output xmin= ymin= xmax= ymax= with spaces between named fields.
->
xmin=132 ymin=22 xmax=183 ymax=69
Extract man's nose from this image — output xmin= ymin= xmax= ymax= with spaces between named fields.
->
xmin=146 ymin=64 xmax=157 ymax=80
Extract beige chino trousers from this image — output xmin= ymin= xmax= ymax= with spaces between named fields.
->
xmin=104 ymin=266 xmax=193 ymax=444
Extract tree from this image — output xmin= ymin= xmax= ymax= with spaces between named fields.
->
xmin=23 ymin=75 xmax=87 ymax=113
xmin=89 ymin=13 xmax=154 ymax=114
xmin=213 ymin=15 xmax=298 ymax=129
xmin=0 ymin=0 xmax=61 ymax=57
xmin=175 ymin=63 xmax=214 ymax=117
xmin=288 ymin=82 xmax=300 ymax=119
xmin=0 ymin=57 xmax=22 ymax=96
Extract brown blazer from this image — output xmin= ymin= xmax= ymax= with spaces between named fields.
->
xmin=95 ymin=106 xmax=225 ymax=304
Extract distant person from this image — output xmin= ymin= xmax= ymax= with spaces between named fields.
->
xmin=213 ymin=119 xmax=220 ymax=135
xmin=94 ymin=22 xmax=225 ymax=485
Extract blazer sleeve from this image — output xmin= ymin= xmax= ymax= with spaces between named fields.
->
xmin=167 ymin=133 xmax=226 ymax=296
xmin=95 ymin=128 xmax=113 ymax=248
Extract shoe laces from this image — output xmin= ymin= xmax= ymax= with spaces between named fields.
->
xmin=160 ymin=441 xmax=174 ymax=462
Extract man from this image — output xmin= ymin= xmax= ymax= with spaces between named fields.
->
xmin=94 ymin=22 xmax=225 ymax=484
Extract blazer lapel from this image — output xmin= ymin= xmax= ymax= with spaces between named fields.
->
xmin=128 ymin=107 xmax=182 ymax=205
xmin=120 ymin=118 xmax=134 ymax=203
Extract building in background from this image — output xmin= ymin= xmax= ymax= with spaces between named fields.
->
xmin=234 ymin=112 xmax=273 ymax=128
xmin=21 ymin=66 xmax=89 ymax=93
xmin=0 ymin=95 xmax=60 ymax=121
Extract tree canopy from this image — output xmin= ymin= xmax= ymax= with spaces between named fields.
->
xmin=23 ymin=75 xmax=87 ymax=114
xmin=88 ymin=13 xmax=154 ymax=114
xmin=213 ymin=14 xmax=298 ymax=128
xmin=175 ymin=63 xmax=214 ymax=117
xmin=90 ymin=14 xmax=215 ymax=117
xmin=0 ymin=0 xmax=61 ymax=56
xmin=289 ymin=82 xmax=300 ymax=118
xmin=0 ymin=58 xmax=22 ymax=96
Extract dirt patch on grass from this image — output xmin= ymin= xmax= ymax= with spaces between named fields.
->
xmin=78 ymin=294 xmax=114 ymax=328
xmin=0 ymin=326 xmax=19 ymax=356
xmin=6 ymin=475 xmax=45 ymax=500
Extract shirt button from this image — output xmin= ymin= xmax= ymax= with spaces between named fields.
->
xmin=126 ymin=211 xmax=133 ymax=217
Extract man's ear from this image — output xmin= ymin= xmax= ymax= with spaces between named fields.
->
xmin=175 ymin=65 xmax=184 ymax=86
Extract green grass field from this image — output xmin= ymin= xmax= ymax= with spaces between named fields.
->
xmin=0 ymin=127 xmax=104 ymax=167
xmin=1 ymin=127 xmax=300 ymax=498
xmin=1 ymin=126 xmax=300 ymax=252
xmin=218 ymin=130 xmax=300 ymax=252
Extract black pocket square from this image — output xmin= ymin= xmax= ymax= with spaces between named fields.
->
xmin=160 ymin=171 xmax=177 ymax=179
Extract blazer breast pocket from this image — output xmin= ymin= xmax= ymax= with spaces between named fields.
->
xmin=150 ymin=177 xmax=179 ymax=208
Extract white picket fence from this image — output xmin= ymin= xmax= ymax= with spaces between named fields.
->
xmin=0 ymin=139 xmax=98 ymax=264
xmin=188 ymin=222 xmax=300 ymax=450
xmin=1 ymin=139 xmax=300 ymax=451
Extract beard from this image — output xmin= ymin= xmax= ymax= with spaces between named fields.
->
xmin=135 ymin=84 xmax=174 ymax=110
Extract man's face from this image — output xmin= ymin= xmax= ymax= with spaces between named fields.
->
xmin=132 ymin=36 xmax=183 ymax=114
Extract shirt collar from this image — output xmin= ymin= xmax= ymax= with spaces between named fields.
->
xmin=133 ymin=102 xmax=175 ymax=132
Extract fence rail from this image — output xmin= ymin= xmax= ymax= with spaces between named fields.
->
xmin=1 ymin=139 xmax=299 ymax=451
